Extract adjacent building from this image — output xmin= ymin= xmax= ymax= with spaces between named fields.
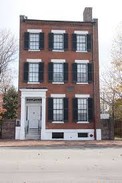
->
xmin=16 ymin=7 xmax=101 ymax=140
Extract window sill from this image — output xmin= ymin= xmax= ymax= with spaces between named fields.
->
xmin=76 ymin=50 xmax=87 ymax=53
xmin=52 ymin=50 xmax=64 ymax=52
xmin=28 ymin=82 xmax=40 ymax=84
xmin=28 ymin=49 xmax=40 ymax=52
xmin=52 ymin=82 xmax=64 ymax=84
xmin=52 ymin=121 xmax=64 ymax=124
xmin=76 ymin=82 xmax=88 ymax=84
xmin=77 ymin=121 xmax=89 ymax=124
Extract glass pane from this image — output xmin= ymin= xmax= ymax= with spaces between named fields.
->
xmin=78 ymin=98 xmax=88 ymax=121
xmin=53 ymin=63 xmax=64 ymax=82
xmin=77 ymin=64 xmax=87 ymax=82
xmin=29 ymin=33 xmax=39 ymax=50
xmin=53 ymin=98 xmax=63 ymax=121
xmin=29 ymin=63 xmax=39 ymax=82
xmin=77 ymin=35 xmax=87 ymax=51
xmin=53 ymin=34 xmax=64 ymax=50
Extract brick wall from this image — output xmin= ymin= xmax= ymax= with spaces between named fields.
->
xmin=1 ymin=120 xmax=16 ymax=139
xmin=101 ymin=119 xmax=114 ymax=140
xmin=18 ymin=17 xmax=100 ymax=137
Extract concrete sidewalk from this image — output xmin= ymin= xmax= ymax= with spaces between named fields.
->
xmin=0 ymin=140 xmax=122 ymax=148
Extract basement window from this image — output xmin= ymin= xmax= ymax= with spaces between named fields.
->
xmin=78 ymin=132 xmax=88 ymax=138
xmin=52 ymin=132 xmax=64 ymax=139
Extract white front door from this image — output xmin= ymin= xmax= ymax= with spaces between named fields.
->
xmin=28 ymin=105 xmax=41 ymax=128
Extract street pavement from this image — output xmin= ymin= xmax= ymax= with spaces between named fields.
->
xmin=0 ymin=140 xmax=122 ymax=182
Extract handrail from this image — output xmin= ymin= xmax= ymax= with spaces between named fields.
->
xmin=27 ymin=120 xmax=29 ymax=133
xmin=38 ymin=120 xmax=41 ymax=133
xmin=25 ymin=120 xmax=29 ymax=134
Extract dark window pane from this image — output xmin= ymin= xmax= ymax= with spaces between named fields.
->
xmin=78 ymin=133 xmax=88 ymax=138
xmin=52 ymin=132 xmax=64 ymax=139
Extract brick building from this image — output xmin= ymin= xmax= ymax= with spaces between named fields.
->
xmin=16 ymin=7 xmax=101 ymax=140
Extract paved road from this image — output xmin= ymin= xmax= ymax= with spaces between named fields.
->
xmin=0 ymin=146 xmax=122 ymax=183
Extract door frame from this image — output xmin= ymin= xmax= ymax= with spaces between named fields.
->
xmin=19 ymin=89 xmax=47 ymax=140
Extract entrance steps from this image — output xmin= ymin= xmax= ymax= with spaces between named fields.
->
xmin=26 ymin=128 xmax=41 ymax=140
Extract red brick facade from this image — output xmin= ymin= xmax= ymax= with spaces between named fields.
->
xmin=18 ymin=7 xmax=101 ymax=140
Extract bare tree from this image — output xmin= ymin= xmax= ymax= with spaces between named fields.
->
xmin=0 ymin=69 xmax=13 ymax=93
xmin=0 ymin=29 xmax=17 ymax=92
xmin=100 ymin=23 xmax=122 ymax=120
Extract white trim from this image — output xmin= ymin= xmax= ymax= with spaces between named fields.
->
xmin=20 ymin=89 xmax=47 ymax=93
xmin=96 ymin=129 xmax=102 ymax=140
xmin=77 ymin=121 xmax=89 ymax=123
xmin=52 ymin=82 xmax=64 ymax=84
xmin=51 ymin=30 xmax=66 ymax=33
xmin=76 ymin=50 xmax=87 ymax=53
xmin=26 ymin=59 xmax=42 ymax=63
xmin=52 ymin=121 xmax=64 ymax=124
xmin=75 ymin=60 xmax=89 ymax=63
xmin=19 ymin=88 xmax=47 ymax=140
xmin=76 ymin=82 xmax=88 ymax=85
xmin=41 ymin=129 xmax=94 ymax=140
xmin=74 ymin=30 xmax=88 ymax=34
xmin=28 ymin=49 xmax=40 ymax=52
xmin=75 ymin=94 xmax=90 ymax=98
xmin=51 ymin=94 xmax=66 ymax=98
xmin=27 ymin=29 xmax=42 ymax=33
xmin=52 ymin=50 xmax=64 ymax=52
xmin=27 ymin=82 xmax=40 ymax=84
xmin=51 ymin=59 xmax=66 ymax=63
xmin=15 ymin=127 xmax=20 ymax=139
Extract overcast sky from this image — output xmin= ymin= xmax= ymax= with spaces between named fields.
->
xmin=0 ymin=0 xmax=122 ymax=86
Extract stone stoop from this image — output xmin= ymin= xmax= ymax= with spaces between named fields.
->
xmin=26 ymin=128 xmax=41 ymax=140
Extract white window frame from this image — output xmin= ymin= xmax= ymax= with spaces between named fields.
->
xmin=74 ymin=30 xmax=88 ymax=53
xmin=52 ymin=98 xmax=64 ymax=123
xmin=51 ymin=94 xmax=65 ymax=123
xmin=75 ymin=94 xmax=90 ymax=124
xmin=28 ymin=62 xmax=39 ymax=84
xmin=27 ymin=29 xmax=42 ymax=51
xmin=75 ymin=60 xmax=89 ymax=84
xmin=51 ymin=30 xmax=66 ymax=52
xmin=51 ymin=59 xmax=66 ymax=84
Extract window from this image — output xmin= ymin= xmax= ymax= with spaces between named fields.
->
xmin=52 ymin=132 xmax=64 ymax=139
xmin=48 ymin=97 xmax=68 ymax=122
xmin=78 ymin=98 xmax=88 ymax=121
xmin=72 ymin=33 xmax=92 ymax=52
xmin=29 ymin=63 xmax=39 ymax=82
xmin=48 ymin=62 xmax=68 ymax=83
xmin=53 ymin=63 xmax=64 ymax=82
xmin=24 ymin=32 xmax=44 ymax=50
xmin=23 ymin=62 xmax=44 ymax=83
xmin=29 ymin=33 xmax=40 ymax=50
xmin=78 ymin=133 xmax=88 ymax=138
xmin=53 ymin=34 xmax=64 ymax=50
xmin=77 ymin=34 xmax=87 ymax=51
xmin=77 ymin=64 xmax=88 ymax=83
xmin=72 ymin=63 xmax=92 ymax=83
xmin=48 ymin=33 xmax=68 ymax=51
xmin=53 ymin=98 xmax=64 ymax=121
xmin=73 ymin=97 xmax=93 ymax=122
